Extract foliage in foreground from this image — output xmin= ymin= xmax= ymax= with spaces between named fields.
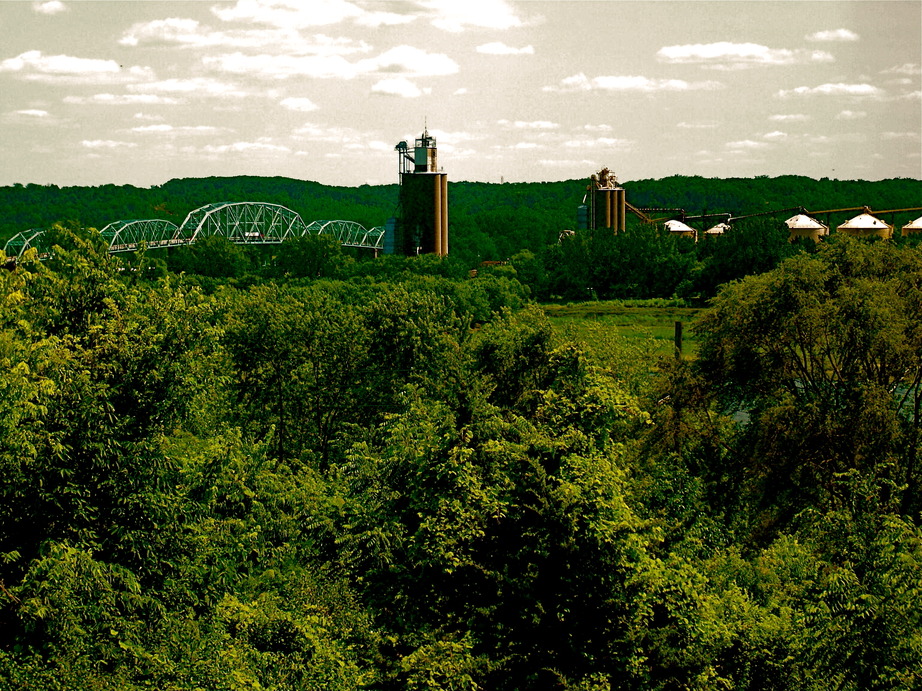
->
xmin=0 ymin=231 xmax=919 ymax=689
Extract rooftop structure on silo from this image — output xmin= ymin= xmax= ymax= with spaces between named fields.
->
xmin=388 ymin=127 xmax=448 ymax=256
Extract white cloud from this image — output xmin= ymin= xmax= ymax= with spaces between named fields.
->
xmin=769 ymin=113 xmax=810 ymax=122
xmin=0 ymin=50 xmax=153 ymax=85
xmin=777 ymin=83 xmax=885 ymax=99
xmin=836 ymin=110 xmax=867 ymax=120
xmin=657 ymin=42 xmax=834 ymax=68
xmin=371 ymin=77 xmax=424 ymax=98
xmin=563 ymin=136 xmax=633 ymax=149
xmin=204 ymin=52 xmax=356 ymax=79
xmin=726 ymin=140 xmax=770 ymax=151
xmin=422 ymin=0 xmax=523 ymax=32
xmin=131 ymin=124 xmax=225 ymax=135
xmin=212 ymin=0 xmax=362 ymax=29
xmin=476 ymin=42 xmax=534 ymax=56
xmin=208 ymin=0 xmax=526 ymax=33
xmin=805 ymin=29 xmax=859 ymax=42
xmin=33 ymin=1 xmax=67 ymax=15
xmin=293 ymin=123 xmax=363 ymax=143
xmin=677 ymin=121 xmax=718 ymax=129
xmin=583 ymin=124 xmax=613 ymax=132
xmin=121 ymin=18 xmax=371 ymax=57
xmin=762 ymin=131 xmax=787 ymax=141
xmin=538 ymin=158 xmax=595 ymax=168
xmin=453 ymin=87 xmax=468 ymax=96
xmin=126 ymin=77 xmax=249 ymax=99
xmin=280 ymin=97 xmax=319 ymax=112
xmin=200 ymin=140 xmax=292 ymax=154
xmin=493 ymin=141 xmax=543 ymax=151
xmin=883 ymin=63 xmax=922 ymax=76
xmin=354 ymin=11 xmax=417 ymax=28
xmin=82 ymin=139 xmax=138 ymax=149
xmin=498 ymin=119 xmax=559 ymax=130
xmin=64 ymin=93 xmax=180 ymax=105
xmin=546 ymin=73 xmax=722 ymax=93
xmin=881 ymin=131 xmax=921 ymax=140
xmin=15 ymin=109 xmax=50 ymax=117
xmin=359 ymin=45 xmax=458 ymax=77
xmin=121 ymin=18 xmax=212 ymax=47
xmin=203 ymin=45 xmax=457 ymax=80
xmin=803 ymin=133 xmax=867 ymax=146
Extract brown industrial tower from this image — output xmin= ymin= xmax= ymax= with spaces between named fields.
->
xmin=579 ymin=167 xmax=626 ymax=233
xmin=389 ymin=128 xmax=448 ymax=256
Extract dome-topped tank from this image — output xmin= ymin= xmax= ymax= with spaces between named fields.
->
xmin=837 ymin=211 xmax=892 ymax=239
xmin=785 ymin=213 xmax=828 ymax=242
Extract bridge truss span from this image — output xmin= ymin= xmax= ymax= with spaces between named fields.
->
xmin=100 ymin=219 xmax=180 ymax=252
xmin=4 ymin=200 xmax=386 ymax=260
xmin=3 ymin=228 xmax=47 ymax=259
xmin=177 ymin=202 xmax=306 ymax=244
xmin=304 ymin=219 xmax=385 ymax=250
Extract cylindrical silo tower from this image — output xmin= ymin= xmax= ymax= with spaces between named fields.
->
xmin=585 ymin=167 xmax=626 ymax=233
xmin=390 ymin=128 xmax=449 ymax=256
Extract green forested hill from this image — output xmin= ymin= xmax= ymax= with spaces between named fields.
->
xmin=0 ymin=176 xmax=400 ymax=245
xmin=623 ymin=174 xmax=921 ymax=215
xmin=2 ymin=174 xmax=918 ymax=263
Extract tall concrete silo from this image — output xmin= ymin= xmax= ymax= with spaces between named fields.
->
xmin=389 ymin=128 xmax=448 ymax=256
xmin=584 ymin=167 xmax=626 ymax=233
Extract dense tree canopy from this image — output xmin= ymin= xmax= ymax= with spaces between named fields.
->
xmin=0 ymin=219 xmax=920 ymax=689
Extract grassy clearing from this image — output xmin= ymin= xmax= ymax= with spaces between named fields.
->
xmin=541 ymin=300 xmax=704 ymax=360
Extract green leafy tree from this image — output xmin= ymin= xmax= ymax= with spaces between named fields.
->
xmin=168 ymin=235 xmax=251 ymax=278
xmin=658 ymin=236 xmax=922 ymax=538
xmin=272 ymin=233 xmax=346 ymax=279
xmin=221 ymin=284 xmax=372 ymax=465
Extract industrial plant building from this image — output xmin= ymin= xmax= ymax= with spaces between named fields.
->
xmin=386 ymin=128 xmax=448 ymax=257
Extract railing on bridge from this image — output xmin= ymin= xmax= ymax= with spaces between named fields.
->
xmin=3 ymin=201 xmax=386 ymax=260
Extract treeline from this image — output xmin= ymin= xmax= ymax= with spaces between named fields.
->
xmin=2 ymin=174 xmax=918 ymax=268
xmin=0 ymin=228 xmax=919 ymax=689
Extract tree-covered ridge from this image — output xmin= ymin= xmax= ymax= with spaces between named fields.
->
xmin=0 ymin=230 xmax=920 ymax=689
xmin=624 ymin=174 xmax=921 ymax=217
xmin=2 ymin=174 xmax=919 ymax=264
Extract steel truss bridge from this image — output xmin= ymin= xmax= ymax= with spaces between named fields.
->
xmin=3 ymin=201 xmax=385 ymax=260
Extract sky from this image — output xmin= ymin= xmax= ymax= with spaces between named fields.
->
xmin=0 ymin=0 xmax=919 ymax=188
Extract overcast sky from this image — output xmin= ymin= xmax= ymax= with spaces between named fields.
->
xmin=1 ymin=0 xmax=919 ymax=188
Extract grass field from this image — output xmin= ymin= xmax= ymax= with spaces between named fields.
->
xmin=541 ymin=300 xmax=704 ymax=360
